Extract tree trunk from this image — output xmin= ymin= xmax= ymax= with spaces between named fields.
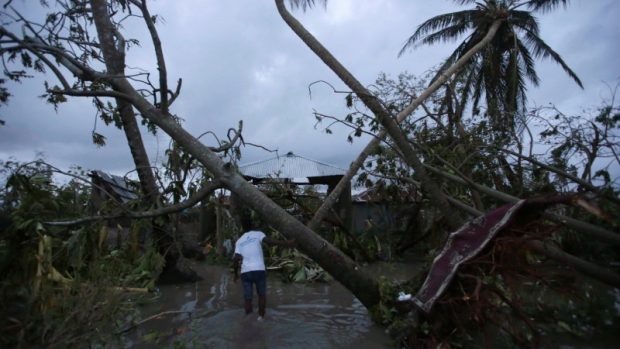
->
xmin=274 ymin=0 xmax=463 ymax=231
xmin=107 ymin=73 xmax=382 ymax=309
xmin=215 ymin=198 xmax=225 ymax=257
xmin=87 ymin=0 xmax=380 ymax=306
xmin=198 ymin=200 xmax=216 ymax=242
xmin=90 ymin=0 xmax=197 ymax=282
xmin=284 ymin=0 xmax=504 ymax=231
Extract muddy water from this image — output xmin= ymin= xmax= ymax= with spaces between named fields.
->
xmin=120 ymin=262 xmax=420 ymax=348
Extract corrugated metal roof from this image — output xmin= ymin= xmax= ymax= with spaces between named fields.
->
xmin=239 ymin=152 xmax=345 ymax=179
xmin=91 ymin=170 xmax=139 ymax=202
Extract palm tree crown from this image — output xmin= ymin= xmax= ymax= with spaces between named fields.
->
xmin=400 ymin=0 xmax=583 ymax=132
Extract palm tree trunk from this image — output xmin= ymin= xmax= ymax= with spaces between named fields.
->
xmin=275 ymin=0 xmax=459 ymax=230
xmin=278 ymin=0 xmax=505 ymax=231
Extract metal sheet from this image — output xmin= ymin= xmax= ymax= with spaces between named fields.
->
xmin=239 ymin=152 xmax=345 ymax=179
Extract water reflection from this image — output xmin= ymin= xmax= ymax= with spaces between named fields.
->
xmin=122 ymin=263 xmax=394 ymax=348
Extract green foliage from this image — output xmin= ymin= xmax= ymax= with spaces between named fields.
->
xmin=265 ymin=230 xmax=330 ymax=283
xmin=0 ymin=159 xmax=164 ymax=348
xmin=339 ymin=71 xmax=619 ymax=347
xmin=535 ymin=99 xmax=620 ymax=191
xmin=0 ymin=78 xmax=10 ymax=104
xmin=93 ymin=98 xmax=124 ymax=130
xmin=91 ymin=131 xmax=107 ymax=147
xmin=352 ymin=72 xmax=619 ymax=223
xmin=268 ymin=248 xmax=330 ymax=283
xmin=40 ymin=83 xmax=67 ymax=111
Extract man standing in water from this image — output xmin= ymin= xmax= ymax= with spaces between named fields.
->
xmin=232 ymin=215 xmax=295 ymax=320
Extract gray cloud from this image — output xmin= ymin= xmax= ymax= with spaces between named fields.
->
xmin=1 ymin=0 xmax=618 ymax=177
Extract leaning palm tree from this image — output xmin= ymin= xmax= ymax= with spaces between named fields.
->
xmin=400 ymin=0 xmax=583 ymax=134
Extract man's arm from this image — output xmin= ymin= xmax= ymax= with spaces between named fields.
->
xmin=232 ymin=253 xmax=242 ymax=281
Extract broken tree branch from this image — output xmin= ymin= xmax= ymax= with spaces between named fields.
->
xmin=44 ymin=179 xmax=223 ymax=227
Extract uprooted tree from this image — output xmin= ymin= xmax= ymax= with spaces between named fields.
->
xmin=0 ymin=0 xmax=618 ymax=347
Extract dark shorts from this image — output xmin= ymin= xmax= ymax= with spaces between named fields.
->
xmin=240 ymin=270 xmax=266 ymax=300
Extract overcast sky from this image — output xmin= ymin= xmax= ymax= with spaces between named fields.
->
xmin=1 ymin=0 xmax=619 ymax=180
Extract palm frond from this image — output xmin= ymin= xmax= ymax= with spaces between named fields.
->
xmin=523 ymin=29 xmax=583 ymax=88
xmin=287 ymin=0 xmax=327 ymax=11
xmin=452 ymin=0 xmax=478 ymax=5
xmin=504 ymin=49 xmax=528 ymax=114
xmin=428 ymin=35 xmax=478 ymax=84
xmin=505 ymin=45 xmax=520 ymax=100
xmin=509 ymin=10 xmax=540 ymax=34
xmin=470 ymin=60 xmax=486 ymax=113
xmin=456 ymin=64 xmax=478 ymax=114
xmin=419 ymin=22 xmax=473 ymax=47
xmin=408 ymin=0 xmax=579 ymax=129
xmin=516 ymin=38 xmax=539 ymax=86
xmin=398 ymin=10 xmax=477 ymax=56
xmin=481 ymin=47 xmax=505 ymax=118
xmin=525 ymin=0 xmax=570 ymax=13
xmin=507 ymin=56 xmax=528 ymax=132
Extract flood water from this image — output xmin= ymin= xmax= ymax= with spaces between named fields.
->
xmin=117 ymin=262 xmax=420 ymax=348
xmin=111 ymin=261 xmax=620 ymax=349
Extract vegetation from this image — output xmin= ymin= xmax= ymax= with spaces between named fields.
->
xmin=399 ymin=0 xmax=583 ymax=135
xmin=317 ymin=63 xmax=619 ymax=348
xmin=0 ymin=159 xmax=164 ymax=347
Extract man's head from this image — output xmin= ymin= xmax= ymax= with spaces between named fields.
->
xmin=240 ymin=213 xmax=256 ymax=232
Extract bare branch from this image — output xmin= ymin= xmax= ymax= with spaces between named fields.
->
xmin=498 ymin=147 xmax=620 ymax=206
xmin=168 ymin=78 xmax=182 ymax=106
xmin=44 ymin=179 xmax=224 ymax=227
xmin=12 ymin=160 xmax=128 ymax=210
xmin=50 ymin=88 xmax=131 ymax=99
xmin=129 ymin=0 xmax=170 ymax=113
xmin=421 ymin=161 xmax=620 ymax=247
xmin=196 ymin=120 xmax=244 ymax=153
xmin=279 ymin=0 xmax=504 ymax=230
xmin=308 ymin=79 xmax=353 ymax=99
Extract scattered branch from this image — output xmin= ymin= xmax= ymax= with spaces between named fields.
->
xmin=44 ymin=178 xmax=224 ymax=227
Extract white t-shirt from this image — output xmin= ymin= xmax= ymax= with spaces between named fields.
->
xmin=234 ymin=230 xmax=266 ymax=274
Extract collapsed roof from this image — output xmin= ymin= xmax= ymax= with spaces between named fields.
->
xmin=89 ymin=170 xmax=138 ymax=203
xmin=239 ymin=152 xmax=345 ymax=184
